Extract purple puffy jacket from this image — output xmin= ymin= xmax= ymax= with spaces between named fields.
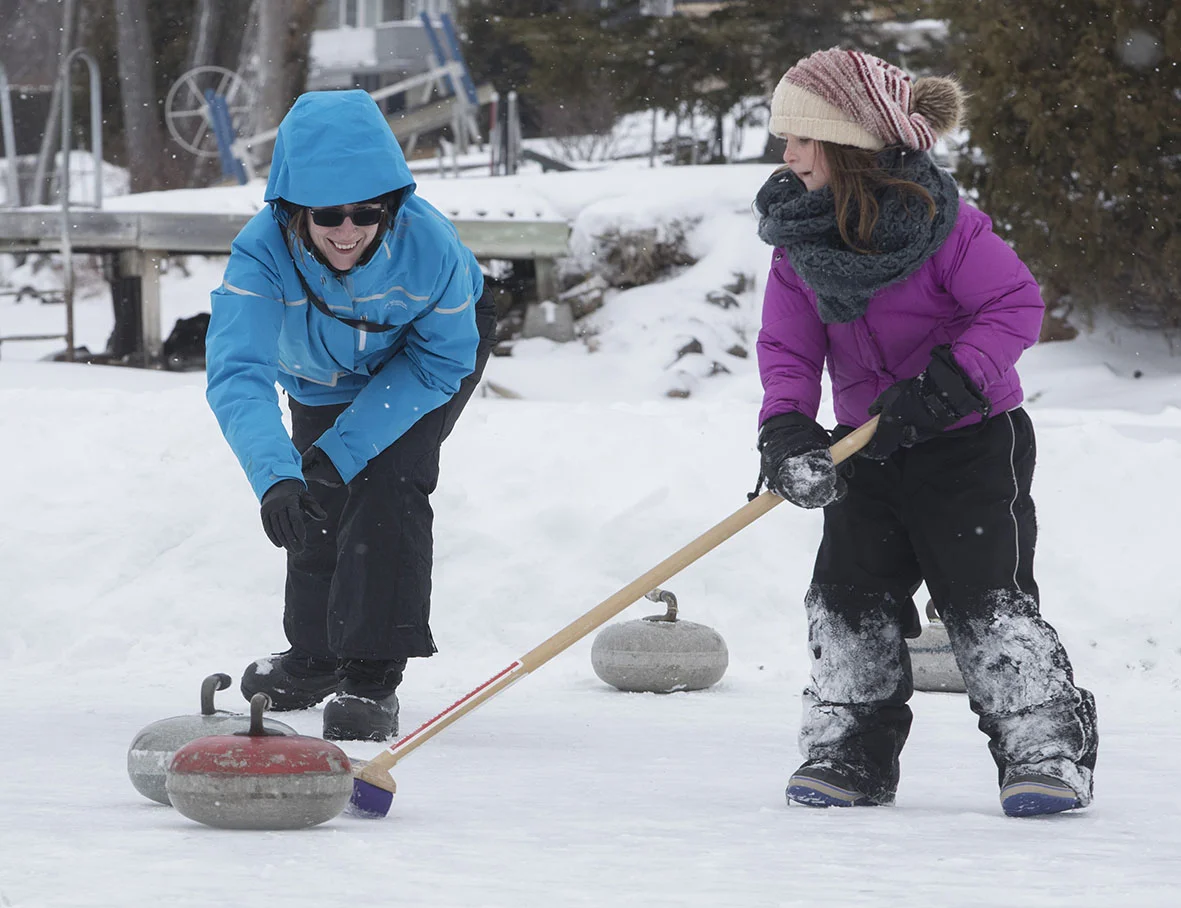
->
xmin=757 ymin=200 xmax=1045 ymax=430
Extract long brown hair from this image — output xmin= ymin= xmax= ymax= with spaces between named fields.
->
xmin=820 ymin=142 xmax=936 ymax=254
xmin=283 ymin=206 xmax=314 ymax=251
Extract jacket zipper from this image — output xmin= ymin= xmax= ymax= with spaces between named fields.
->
xmin=343 ymin=274 xmax=367 ymax=353
xmin=860 ymin=320 xmax=895 ymax=382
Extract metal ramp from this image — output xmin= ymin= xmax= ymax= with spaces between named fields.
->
xmin=388 ymin=83 xmax=495 ymax=148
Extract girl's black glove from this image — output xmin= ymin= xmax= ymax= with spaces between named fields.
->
xmin=260 ymin=480 xmax=328 ymax=553
xmin=758 ymin=412 xmax=846 ymax=509
xmin=863 ymin=345 xmax=991 ymax=460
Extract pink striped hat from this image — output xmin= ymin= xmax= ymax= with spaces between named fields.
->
xmin=769 ymin=48 xmax=964 ymax=151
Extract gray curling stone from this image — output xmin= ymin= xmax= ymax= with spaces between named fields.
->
xmin=127 ymin=673 xmax=296 ymax=805
xmin=908 ymin=601 xmax=967 ymax=694
xmin=166 ymin=693 xmax=353 ymax=830
xmin=591 ymin=588 xmax=728 ymax=693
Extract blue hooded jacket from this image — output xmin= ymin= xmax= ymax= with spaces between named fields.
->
xmin=206 ymin=90 xmax=484 ymax=499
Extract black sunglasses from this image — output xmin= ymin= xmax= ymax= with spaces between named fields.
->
xmin=309 ymin=205 xmax=384 ymax=228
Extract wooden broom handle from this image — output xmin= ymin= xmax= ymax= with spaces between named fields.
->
xmin=829 ymin=414 xmax=879 ymax=467
xmin=363 ymin=416 xmax=879 ymax=774
xmin=519 ymin=413 xmax=877 ymax=667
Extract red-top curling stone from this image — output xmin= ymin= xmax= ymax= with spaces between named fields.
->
xmin=166 ymin=692 xmax=353 ymax=830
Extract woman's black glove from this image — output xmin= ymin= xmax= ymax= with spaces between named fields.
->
xmin=260 ymin=479 xmax=328 ymax=553
xmin=863 ymin=345 xmax=991 ymax=460
xmin=301 ymin=445 xmax=344 ymax=488
xmin=758 ymin=412 xmax=846 ymax=509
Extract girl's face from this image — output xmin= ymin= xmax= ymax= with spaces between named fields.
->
xmin=307 ymin=204 xmax=384 ymax=271
xmin=781 ymin=135 xmax=830 ymax=191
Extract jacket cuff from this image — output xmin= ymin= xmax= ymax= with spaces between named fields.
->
xmin=758 ymin=411 xmax=830 ymax=452
xmin=759 ymin=411 xmax=824 ymax=436
xmin=313 ymin=428 xmax=368 ymax=485
xmin=252 ymin=466 xmax=304 ymax=502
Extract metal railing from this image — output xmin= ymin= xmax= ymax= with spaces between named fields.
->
xmin=0 ymin=48 xmax=103 ymax=361
xmin=0 ymin=61 xmax=20 ymax=207
xmin=55 ymin=46 xmax=104 ymax=361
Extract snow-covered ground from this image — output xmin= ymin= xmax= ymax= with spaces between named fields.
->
xmin=2 ymin=161 xmax=1180 ymax=907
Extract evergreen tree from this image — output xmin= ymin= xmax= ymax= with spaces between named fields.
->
xmin=455 ymin=2 xmax=954 ymax=159
xmin=934 ymin=0 xmax=1180 ymax=328
xmin=459 ymin=1 xmax=953 ymax=159
xmin=459 ymin=1 xmax=583 ymax=136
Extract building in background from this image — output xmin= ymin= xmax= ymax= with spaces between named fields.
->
xmin=308 ymin=0 xmax=458 ymax=108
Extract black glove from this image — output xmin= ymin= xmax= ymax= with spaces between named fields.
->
xmin=863 ymin=345 xmax=990 ymax=460
xmin=260 ymin=479 xmax=328 ymax=553
xmin=301 ymin=445 xmax=344 ymax=488
xmin=758 ymin=412 xmax=846 ymax=509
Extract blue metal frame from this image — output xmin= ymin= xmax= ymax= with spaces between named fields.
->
xmin=204 ymin=89 xmax=247 ymax=185
xmin=439 ymin=13 xmax=480 ymax=107
xmin=417 ymin=12 xmax=456 ymax=97
xmin=418 ymin=12 xmax=479 ymax=106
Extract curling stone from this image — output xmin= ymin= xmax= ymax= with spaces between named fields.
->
xmin=908 ymin=601 xmax=967 ymax=694
xmin=166 ymin=693 xmax=353 ymax=830
xmin=591 ymin=588 xmax=728 ymax=693
xmin=128 ymin=673 xmax=296 ymax=805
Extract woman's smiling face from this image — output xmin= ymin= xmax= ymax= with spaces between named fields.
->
xmin=781 ymin=135 xmax=830 ymax=191
xmin=307 ymin=204 xmax=384 ymax=271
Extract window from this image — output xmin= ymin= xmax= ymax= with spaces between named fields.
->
xmin=379 ymin=0 xmax=406 ymax=22
xmin=354 ymin=73 xmax=382 ymax=93
xmin=343 ymin=0 xmax=359 ymax=26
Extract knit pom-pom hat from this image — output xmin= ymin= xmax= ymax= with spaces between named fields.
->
xmin=769 ymin=48 xmax=964 ymax=151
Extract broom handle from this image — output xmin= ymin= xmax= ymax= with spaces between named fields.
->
xmin=365 ymin=416 xmax=879 ymax=774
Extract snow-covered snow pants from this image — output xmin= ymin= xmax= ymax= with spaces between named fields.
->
xmin=799 ymin=408 xmax=1097 ymax=804
xmin=282 ymin=290 xmax=496 ymax=663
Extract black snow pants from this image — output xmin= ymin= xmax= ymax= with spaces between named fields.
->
xmin=282 ymin=289 xmax=496 ymax=663
xmin=799 ymin=408 xmax=1098 ymax=804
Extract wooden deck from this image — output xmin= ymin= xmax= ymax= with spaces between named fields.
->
xmin=0 ymin=208 xmax=570 ymax=260
xmin=0 ymin=207 xmax=569 ymax=362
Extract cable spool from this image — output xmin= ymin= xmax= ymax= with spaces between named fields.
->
xmin=591 ymin=589 xmax=728 ymax=693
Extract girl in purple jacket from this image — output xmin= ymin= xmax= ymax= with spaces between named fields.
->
xmin=753 ymin=49 xmax=1097 ymax=817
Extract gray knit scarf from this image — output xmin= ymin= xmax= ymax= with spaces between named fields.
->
xmin=755 ymin=149 xmax=960 ymax=324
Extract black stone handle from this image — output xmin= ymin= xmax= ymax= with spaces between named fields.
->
xmin=236 ymin=692 xmax=289 ymax=737
xmin=199 ymin=673 xmax=233 ymax=716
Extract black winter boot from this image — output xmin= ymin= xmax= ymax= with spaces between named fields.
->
xmin=323 ymin=692 xmax=400 ymax=742
xmin=240 ymin=648 xmax=339 ymax=711
xmin=322 ymin=659 xmax=405 ymax=742
xmin=1000 ymin=770 xmax=1083 ymax=817
xmin=787 ymin=760 xmax=882 ymax=808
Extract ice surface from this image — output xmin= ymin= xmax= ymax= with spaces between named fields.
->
xmin=2 ymin=160 xmax=1180 ymax=907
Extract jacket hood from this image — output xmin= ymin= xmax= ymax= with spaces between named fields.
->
xmin=264 ymin=90 xmax=416 ymax=208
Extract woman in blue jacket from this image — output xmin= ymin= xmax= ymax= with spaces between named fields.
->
xmin=206 ymin=90 xmax=495 ymax=742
